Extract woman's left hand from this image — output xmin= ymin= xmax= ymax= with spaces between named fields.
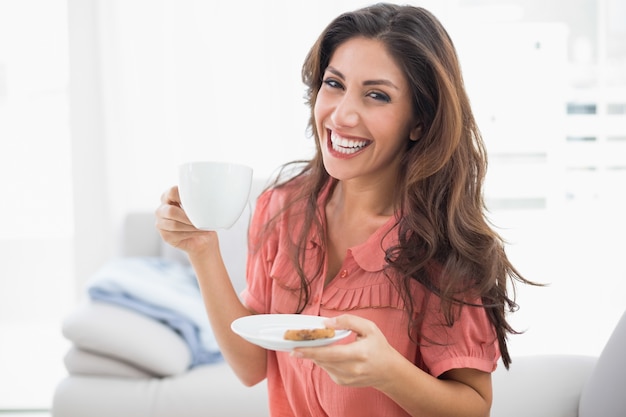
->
xmin=291 ymin=314 xmax=400 ymax=389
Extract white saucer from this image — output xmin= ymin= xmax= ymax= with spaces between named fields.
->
xmin=231 ymin=314 xmax=351 ymax=352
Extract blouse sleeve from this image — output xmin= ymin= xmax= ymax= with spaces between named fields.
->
xmin=418 ymin=291 xmax=501 ymax=377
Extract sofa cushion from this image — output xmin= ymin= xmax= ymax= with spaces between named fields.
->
xmin=62 ymin=301 xmax=192 ymax=376
xmin=579 ymin=309 xmax=626 ymax=417
xmin=53 ymin=362 xmax=270 ymax=417
xmin=64 ymin=346 xmax=154 ymax=378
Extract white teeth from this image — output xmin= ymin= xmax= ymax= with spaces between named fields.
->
xmin=330 ymin=131 xmax=368 ymax=154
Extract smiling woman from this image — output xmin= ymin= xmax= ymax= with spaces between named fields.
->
xmin=154 ymin=4 xmax=534 ymax=416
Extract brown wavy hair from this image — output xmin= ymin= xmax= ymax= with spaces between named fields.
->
xmin=263 ymin=3 xmax=535 ymax=369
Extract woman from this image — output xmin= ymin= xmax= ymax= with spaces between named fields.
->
xmin=156 ymin=4 xmax=532 ymax=416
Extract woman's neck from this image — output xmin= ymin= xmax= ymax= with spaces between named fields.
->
xmin=328 ymin=177 xmax=398 ymax=219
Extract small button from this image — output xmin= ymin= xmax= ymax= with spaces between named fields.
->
xmin=339 ymin=269 xmax=348 ymax=278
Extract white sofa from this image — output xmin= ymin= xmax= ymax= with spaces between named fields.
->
xmin=53 ymin=180 xmax=626 ymax=416
xmin=53 ymin=180 xmax=270 ymax=417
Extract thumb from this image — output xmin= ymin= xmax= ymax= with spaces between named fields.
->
xmin=324 ymin=314 xmax=373 ymax=337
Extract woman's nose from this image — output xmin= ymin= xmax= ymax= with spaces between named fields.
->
xmin=330 ymin=94 xmax=359 ymax=128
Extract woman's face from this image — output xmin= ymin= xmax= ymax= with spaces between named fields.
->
xmin=314 ymin=36 xmax=420 ymax=184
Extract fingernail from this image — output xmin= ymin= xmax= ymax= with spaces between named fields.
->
xmin=291 ymin=350 xmax=303 ymax=358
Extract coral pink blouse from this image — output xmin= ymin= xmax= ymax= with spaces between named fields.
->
xmin=241 ymin=184 xmax=500 ymax=417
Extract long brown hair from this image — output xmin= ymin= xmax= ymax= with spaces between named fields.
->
xmin=263 ymin=3 xmax=535 ymax=369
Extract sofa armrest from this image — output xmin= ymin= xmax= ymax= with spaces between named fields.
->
xmin=491 ymin=354 xmax=596 ymax=417
xmin=62 ymin=301 xmax=192 ymax=376
xmin=579 ymin=309 xmax=626 ymax=417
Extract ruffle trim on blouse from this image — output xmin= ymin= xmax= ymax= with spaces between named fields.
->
xmin=321 ymin=279 xmax=423 ymax=312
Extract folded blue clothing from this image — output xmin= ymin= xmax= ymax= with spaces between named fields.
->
xmin=87 ymin=257 xmax=222 ymax=367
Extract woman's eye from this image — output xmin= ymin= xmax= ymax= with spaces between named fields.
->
xmin=368 ymin=91 xmax=391 ymax=103
xmin=323 ymin=78 xmax=343 ymax=89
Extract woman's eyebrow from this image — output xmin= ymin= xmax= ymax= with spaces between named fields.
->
xmin=363 ymin=79 xmax=399 ymax=90
xmin=326 ymin=66 xmax=399 ymax=90
xmin=326 ymin=67 xmax=345 ymax=80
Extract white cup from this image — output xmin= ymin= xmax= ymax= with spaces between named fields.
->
xmin=178 ymin=161 xmax=253 ymax=230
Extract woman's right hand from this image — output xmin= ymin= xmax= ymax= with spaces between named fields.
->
xmin=155 ymin=185 xmax=219 ymax=257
